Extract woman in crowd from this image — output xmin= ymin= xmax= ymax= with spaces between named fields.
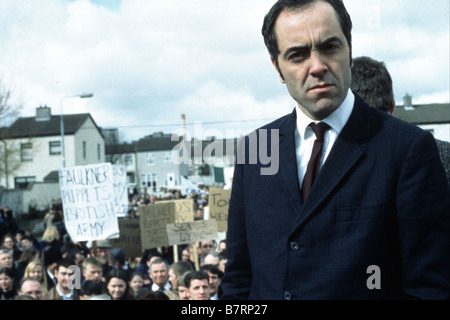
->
xmin=105 ymin=268 xmax=134 ymax=300
xmin=23 ymin=259 xmax=48 ymax=296
xmin=0 ymin=267 xmax=17 ymax=300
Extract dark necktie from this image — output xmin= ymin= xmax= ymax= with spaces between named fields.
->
xmin=302 ymin=122 xmax=330 ymax=201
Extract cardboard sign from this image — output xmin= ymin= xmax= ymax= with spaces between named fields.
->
xmin=113 ymin=165 xmax=128 ymax=218
xmin=158 ymin=199 xmax=195 ymax=223
xmin=110 ymin=218 xmax=141 ymax=258
xmin=59 ymin=163 xmax=119 ymax=242
xmin=166 ymin=220 xmax=219 ymax=246
xmin=208 ymin=188 xmax=231 ymax=232
xmin=138 ymin=202 xmax=175 ymax=249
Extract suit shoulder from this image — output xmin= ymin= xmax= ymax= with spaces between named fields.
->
xmin=258 ymin=111 xmax=294 ymax=131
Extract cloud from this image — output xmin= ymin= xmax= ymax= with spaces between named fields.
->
xmin=0 ymin=0 xmax=448 ymax=142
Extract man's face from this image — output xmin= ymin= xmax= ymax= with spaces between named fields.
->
xmin=0 ymin=253 xmax=13 ymax=268
xmin=272 ymin=1 xmax=352 ymax=120
xmin=55 ymin=266 xmax=74 ymax=290
xmin=20 ymin=280 xmax=43 ymax=300
xmin=95 ymin=248 xmax=110 ymax=264
xmin=189 ymin=279 xmax=210 ymax=300
xmin=149 ymin=262 xmax=168 ymax=287
xmin=21 ymin=239 xmax=32 ymax=250
xmin=178 ymin=285 xmax=190 ymax=300
xmin=205 ymin=271 xmax=221 ymax=296
xmin=83 ymin=264 xmax=102 ymax=282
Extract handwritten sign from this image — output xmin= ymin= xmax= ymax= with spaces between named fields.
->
xmin=138 ymin=202 xmax=175 ymax=249
xmin=59 ymin=163 xmax=119 ymax=242
xmin=113 ymin=165 xmax=128 ymax=218
xmin=110 ymin=219 xmax=141 ymax=258
xmin=208 ymin=188 xmax=231 ymax=231
xmin=166 ymin=220 xmax=219 ymax=246
xmin=158 ymin=199 xmax=195 ymax=223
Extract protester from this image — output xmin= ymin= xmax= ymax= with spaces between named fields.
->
xmin=184 ymin=270 xmax=210 ymax=301
xmin=18 ymin=277 xmax=44 ymax=300
xmin=0 ymin=267 xmax=17 ymax=300
xmin=44 ymin=258 xmax=80 ymax=300
xmin=105 ymin=268 xmax=134 ymax=300
xmin=1 ymin=234 xmax=22 ymax=261
xmin=176 ymin=272 xmax=191 ymax=300
xmin=82 ymin=257 xmax=103 ymax=283
xmin=23 ymin=259 xmax=48 ymax=296
xmin=168 ymin=260 xmax=194 ymax=293
xmin=79 ymin=280 xmax=105 ymax=300
xmin=128 ymin=271 xmax=149 ymax=299
xmin=200 ymin=264 xmax=223 ymax=300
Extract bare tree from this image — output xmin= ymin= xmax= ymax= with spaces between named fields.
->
xmin=0 ymin=81 xmax=24 ymax=188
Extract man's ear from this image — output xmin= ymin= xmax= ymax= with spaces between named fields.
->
xmin=271 ymin=57 xmax=285 ymax=83
xmin=389 ymin=99 xmax=396 ymax=115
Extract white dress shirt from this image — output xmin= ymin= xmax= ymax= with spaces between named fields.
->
xmin=295 ymin=89 xmax=355 ymax=188
xmin=151 ymin=282 xmax=171 ymax=293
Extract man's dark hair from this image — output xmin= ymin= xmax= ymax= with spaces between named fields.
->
xmin=80 ymin=280 xmax=104 ymax=297
xmin=200 ymin=264 xmax=224 ymax=279
xmin=351 ymin=56 xmax=394 ymax=113
xmin=184 ymin=270 xmax=209 ymax=289
xmin=262 ymin=0 xmax=353 ymax=70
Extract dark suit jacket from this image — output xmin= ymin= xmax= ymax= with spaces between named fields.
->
xmin=220 ymin=94 xmax=450 ymax=300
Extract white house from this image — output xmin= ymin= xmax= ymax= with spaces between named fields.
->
xmin=0 ymin=106 xmax=105 ymax=213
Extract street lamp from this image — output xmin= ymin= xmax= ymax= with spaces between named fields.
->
xmin=60 ymin=93 xmax=94 ymax=167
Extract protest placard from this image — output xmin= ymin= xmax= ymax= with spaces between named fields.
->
xmin=59 ymin=163 xmax=119 ymax=242
xmin=113 ymin=165 xmax=128 ymax=218
xmin=110 ymin=218 xmax=141 ymax=258
xmin=208 ymin=188 xmax=231 ymax=232
xmin=158 ymin=199 xmax=195 ymax=223
xmin=166 ymin=220 xmax=219 ymax=246
xmin=138 ymin=202 xmax=176 ymax=249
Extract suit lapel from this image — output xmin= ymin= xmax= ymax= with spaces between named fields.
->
xmin=276 ymin=110 xmax=303 ymax=215
xmin=296 ymin=96 xmax=373 ymax=223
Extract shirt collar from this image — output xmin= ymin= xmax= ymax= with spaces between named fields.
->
xmin=151 ymin=282 xmax=171 ymax=292
xmin=296 ymin=89 xmax=355 ymax=138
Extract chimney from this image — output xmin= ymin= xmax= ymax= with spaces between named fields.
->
xmin=180 ymin=114 xmax=187 ymax=138
xmin=403 ymin=93 xmax=414 ymax=110
xmin=35 ymin=105 xmax=52 ymax=121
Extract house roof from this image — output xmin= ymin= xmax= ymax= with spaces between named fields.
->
xmin=134 ymin=133 xmax=180 ymax=152
xmin=393 ymin=103 xmax=450 ymax=125
xmin=1 ymin=113 xmax=101 ymax=139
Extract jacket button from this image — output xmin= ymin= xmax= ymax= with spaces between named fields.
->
xmin=290 ymin=242 xmax=300 ymax=251
xmin=284 ymin=291 xmax=292 ymax=300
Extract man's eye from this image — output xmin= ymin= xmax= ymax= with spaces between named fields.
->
xmin=324 ymin=43 xmax=341 ymax=53
xmin=289 ymin=52 xmax=307 ymax=61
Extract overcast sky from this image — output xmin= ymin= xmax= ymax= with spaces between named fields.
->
xmin=1 ymin=0 xmax=449 ymax=142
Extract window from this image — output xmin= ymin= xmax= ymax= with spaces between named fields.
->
xmin=124 ymin=154 xmax=133 ymax=166
xmin=163 ymin=152 xmax=172 ymax=163
xmin=141 ymin=173 xmax=157 ymax=188
xmin=21 ymin=143 xmax=33 ymax=161
xmin=49 ymin=141 xmax=61 ymax=155
xmin=83 ymin=141 xmax=87 ymax=159
xmin=146 ymin=153 xmax=155 ymax=165
xmin=15 ymin=176 xmax=36 ymax=190
xmin=127 ymin=172 xmax=136 ymax=184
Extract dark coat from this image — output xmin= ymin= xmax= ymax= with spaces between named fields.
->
xmin=220 ymin=95 xmax=450 ymax=300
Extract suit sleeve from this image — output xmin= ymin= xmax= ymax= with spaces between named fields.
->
xmin=396 ymin=131 xmax=450 ymax=299
xmin=220 ymin=140 xmax=252 ymax=300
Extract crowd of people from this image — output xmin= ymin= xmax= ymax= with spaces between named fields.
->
xmin=0 ymin=188 xmax=228 ymax=301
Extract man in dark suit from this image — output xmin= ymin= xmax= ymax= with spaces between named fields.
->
xmin=220 ymin=0 xmax=450 ymax=300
